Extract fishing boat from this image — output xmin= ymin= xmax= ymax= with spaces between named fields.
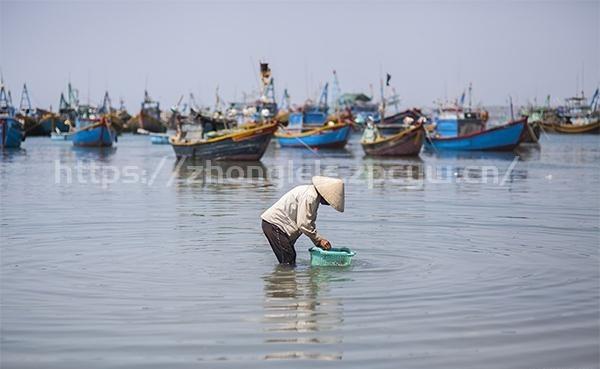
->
xmin=0 ymin=84 xmax=25 ymax=149
xmin=41 ymin=84 xmax=80 ymax=134
xmin=150 ymin=133 xmax=170 ymax=144
xmin=375 ymin=108 xmax=430 ymax=135
xmin=71 ymin=105 xmax=117 ymax=147
xmin=361 ymin=122 xmax=424 ymax=156
xmin=15 ymin=84 xmax=47 ymax=136
xmin=359 ymin=73 xmax=425 ymax=156
xmin=519 ymin=120 xmax=541 ymax=143
xmin=551 ymin=119 xmax=599 ymax=134
xmin=338 ymin=93 xmax=379 ymax=125
xmin=127 ymin=91 xmax=167 ymax=133
xmin=551 ymin=92 xmax=599 ymax=134
xmin=98 ymin=91 xmax=126 ymax=133
xmin=276 ymin=119 xmax=352 ymax=149
xmin=426 ymin=118 xmax=527 ymax=151
xmin=293 ymin=82 xmax=331 ymax=128
xmin=38 ymin=110 xmax=70 ymax=134
xmin=170 ymin=122 xmax=278 ymax=160
xmin=535 ymin=90 xmax=600 ymax=134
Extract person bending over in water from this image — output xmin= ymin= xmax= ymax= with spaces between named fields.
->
xmin=261 ymin=176 xmax=345 ymax=265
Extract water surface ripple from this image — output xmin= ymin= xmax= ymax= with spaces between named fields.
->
xmin=1 ymin=134 xmax=599 ymax=368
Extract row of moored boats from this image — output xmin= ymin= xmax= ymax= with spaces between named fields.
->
xmin=1 ymin=64 xmax=598 ymax=159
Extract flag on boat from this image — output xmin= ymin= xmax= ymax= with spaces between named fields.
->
xmin=386 ymin=73 xmax=391 ymax=86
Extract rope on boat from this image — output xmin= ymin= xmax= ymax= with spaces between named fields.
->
xmin=277 ymin=123 xmax=320 ymax=157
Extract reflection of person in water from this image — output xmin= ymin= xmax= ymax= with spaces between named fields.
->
xmin=262 ymin=265 xmax=344 ymax=361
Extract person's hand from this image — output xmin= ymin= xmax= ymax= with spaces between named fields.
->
xmin=318 ymin=239 xmax=331 ymax=250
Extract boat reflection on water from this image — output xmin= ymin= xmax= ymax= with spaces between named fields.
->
xmin=71 ymin=146 xmax=117 ymax=162
xmin=358 ymin=157 xmax=425 ymax=190
xmin=172 ymin=157 xmax=270 ymax=189
xmin=272 ymin=145 xmax=355 ymax=161
xmin=262 ymin=265 xmax=347 ymax=361
xmin=515 ymin=144 xmax=542 ymax=161
xmin=421 ymin=147 xmax=520 ymax=161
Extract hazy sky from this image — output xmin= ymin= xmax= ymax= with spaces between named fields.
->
xmin=1 ymin=0 xmax=598 ymax=111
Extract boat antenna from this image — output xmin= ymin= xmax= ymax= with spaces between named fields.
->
xmin=509 ymin=95 xmax=514 ymax=121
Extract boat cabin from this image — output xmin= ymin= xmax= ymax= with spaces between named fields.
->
xmin=141 ymin=91 xmax=161 ymax=120
xmin=435 ymin=108 xmax=485 ymax=137
xmin=76 ymin=105 xmax=100 ymax=128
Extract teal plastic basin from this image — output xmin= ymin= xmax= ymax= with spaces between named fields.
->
xmin=309 ymin=247 xmax=356 ymax=266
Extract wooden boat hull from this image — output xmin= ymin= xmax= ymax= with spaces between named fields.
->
xmin=519 ymin=121 xmax=541 ymax=143
xmin=127 ymin=113 xmax=167 ymax=133
xmin=276 ymin=124 xmax=351 ymax=148
xmin=362 ymin=124 xmax=424 ymax=156
xmin=538 ymin=121 xmax=556 ymax=133
xmin=20 ymin=115 xmax=47 ymax=136
xmin=375 ymin=109 xmax=428 ymax=135
xmin=171 ymin=123 xmax=277 ymax=160
xmin=426 ymin=119 xmax=526 ymax=151
xmin=72 ymin=122 xmax=117 ymax=147
xmin=553 ymin=120 xmax=599 ymax=134
xmin=1 ymin=118 xmax=25 ymax=149
xmin=39 ymin=115 xmax=70 ymax=134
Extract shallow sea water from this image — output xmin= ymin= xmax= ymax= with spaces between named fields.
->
xmin=1 ymin=132 xmax=599 ymax=368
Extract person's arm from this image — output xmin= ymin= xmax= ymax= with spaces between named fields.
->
xmin=297 ymin=195 xmax=324 ymax=246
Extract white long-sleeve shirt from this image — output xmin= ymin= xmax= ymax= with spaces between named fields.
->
xmin=261 ymin=185 xmax=323 ymax=245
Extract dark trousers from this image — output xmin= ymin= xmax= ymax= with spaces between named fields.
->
xmin=262 ymin=220 xmax=296 ymax=265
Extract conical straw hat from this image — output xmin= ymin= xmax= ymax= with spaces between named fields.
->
xmin=312 ymin=176 xmax=345 ymax=212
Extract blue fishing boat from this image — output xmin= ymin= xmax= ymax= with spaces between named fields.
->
xmin=426 ymin=118 xmax=527 ymax=151
xmin=1 ymin=117 xmax=25 ymax=149
xmin=71 ymin=105 xmax=117 ymax=147
xmin=38 ymin=111 xmax=70 ymax=134
xmin=0 ymin=84 xmax=24 ymax=149
xmin=276 ymin=120 xmax=352 ymax=149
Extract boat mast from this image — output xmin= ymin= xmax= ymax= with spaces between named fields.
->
xmin=317 ymin=82 xmax=329 ymax=111
xmin=379 ymin=77 xmax=386 ymax=121
xmin=101 ymin=91 xmax=112 ymax=113
xmin=19 ymin=83 xmax=32 ymax=115
xmin=189 ymin=93 xmax=199 ymax=112
xmin=68 ymin=82 xmax=79 ymax=109
xmin=279 ymin=89 xmax=290 ymax=111
xmin=0 ymin=83 xmax=11 ymax=112
xmin=468 ymin=82 xmax=473 ymax=111
xmin=332 ymin=70 xmax=341 ymax=115
xmin=214 ymin=85 xmax=221 ymax=112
